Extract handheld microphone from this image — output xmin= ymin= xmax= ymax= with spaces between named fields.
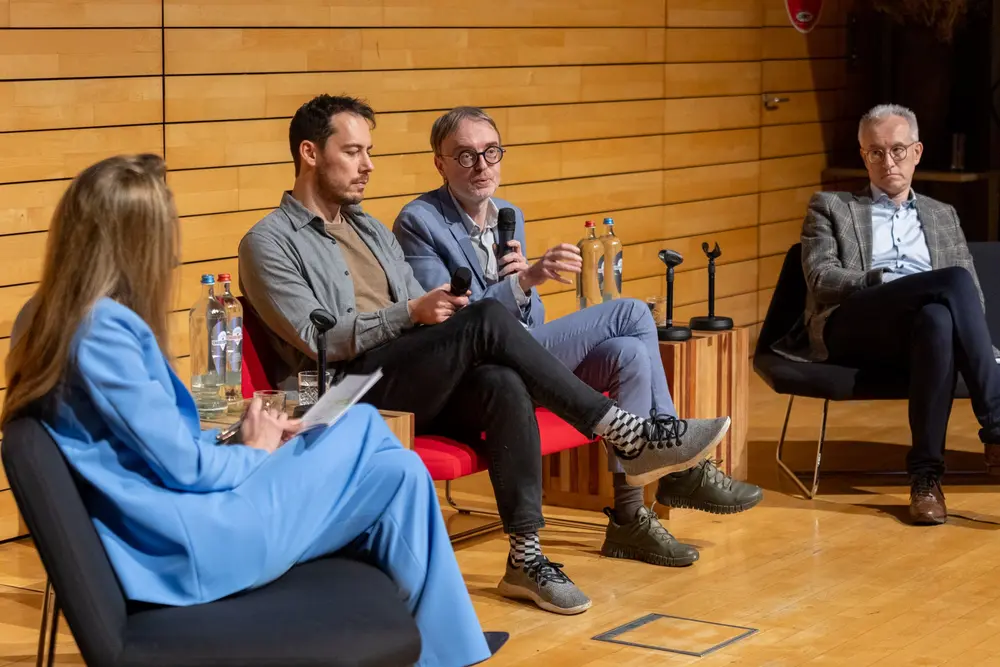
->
xmin=450 ymin=266 xmax=472 ymax=296
xmin=309 ymin=309 xmax=337 ymax=398
xmin=495 ymin=208 xmax=516 ymax=263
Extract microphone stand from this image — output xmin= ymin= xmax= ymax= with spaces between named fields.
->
xmin=294 ymin=309 xmax=337 ymax=417
xmin=316 ymin=328 xmax=328 ymax=398
xmin=656 ymin=249 xmax=691 ymax=341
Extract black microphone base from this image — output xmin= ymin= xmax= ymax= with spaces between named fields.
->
xmin=689 ymin=315 xmax=733 ymax=331
xmin=657 ymin=325 xmax=692 ymax=342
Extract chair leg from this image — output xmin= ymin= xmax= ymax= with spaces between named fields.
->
xmin=36 ymin=579 xmax=57 ymax=667
xmin=774 ymin=396 xmax=830 ymax=500
xmin=775 ymin=396 xmax=812 ymax=499
xmin=443 ymin=480 xmax=604 ymax=544
xmin=810 ymin=400 xmax=830 ymax=498
xmin=445 ymin=480 xmax=504 ymax=543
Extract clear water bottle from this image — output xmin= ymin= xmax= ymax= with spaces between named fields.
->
xmin=599 ymin=217 xmax=622 ymax=301
xmin=577 ymin=220 xmax=603 ymax=310
xmin=217 ymin=273 xmax=243 ymax=411
xmin=189 ymin=274 xmax=227 ymax=418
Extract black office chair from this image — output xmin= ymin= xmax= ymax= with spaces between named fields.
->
xmin=754 ymin=242 xmax=1000 ymax=499
xmin=2 ymin=417 xmax=422 ymax=667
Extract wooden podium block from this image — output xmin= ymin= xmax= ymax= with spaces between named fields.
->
xmin=660 ymin=328 xmax=750 ymax=481
xmin=379 ymin=410 xmax=414 ymax=450
xmin=540 ymin=326 xmax=751 ymax=515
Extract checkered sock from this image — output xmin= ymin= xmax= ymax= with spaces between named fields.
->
xmin=594 ymin=407 xmax=646 ymax=458
xmin=509 ymin=532 xmax=541 ymax=567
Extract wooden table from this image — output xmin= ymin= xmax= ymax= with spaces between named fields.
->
xmin=541 ymin=326 xmax=750 ymax=515
xmin=201 ymin=401 xmax=415 ymax=449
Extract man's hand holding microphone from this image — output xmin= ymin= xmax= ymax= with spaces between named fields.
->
xmin=407 ymin=267 xmax=473 ymax=325
xmin=408 ymin=205 xmax=583 ymax=326
xmin=493 ymin=207 xmax=582 ymax=293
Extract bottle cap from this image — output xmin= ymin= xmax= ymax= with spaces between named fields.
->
xmin=217 ymin=273 xmax=232 ymax=282
xmin=200 ymin=274 xmax=215 ymax=284
xmin=584 ymin=220 xmax=595 ymax=227
xmin=603 ymin=217 xmax=614 ymax=225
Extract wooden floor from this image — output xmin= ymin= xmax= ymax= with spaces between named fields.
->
xmin=4 ymin=376 xmax=1000 ymax=665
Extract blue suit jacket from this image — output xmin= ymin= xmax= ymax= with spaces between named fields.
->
xmin=393 ymin=185 xmax=546 ymax=328
xmin=37 ymin=298 xmax=270 ymax=605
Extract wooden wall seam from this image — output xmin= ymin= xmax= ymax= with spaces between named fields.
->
xmin=0 ymin=0 xmax=849 ymax=381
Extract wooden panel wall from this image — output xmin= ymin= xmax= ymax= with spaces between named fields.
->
xmin=0 ymin=0 xmax=164 ymax=538
xmin=0 ymin=0 xmax=850 ymax=446
xmin=756 ymin=0 xmax=851 ymax=329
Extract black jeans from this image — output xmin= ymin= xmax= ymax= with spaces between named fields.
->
xmin=344 ymin=300 xmax=614 ymax=533
xmin=824 ymin=267 xmax=1000 ymax=477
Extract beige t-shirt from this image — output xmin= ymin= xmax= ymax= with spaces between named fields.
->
xmin=324 ymin=217 xmax=393 ymax=314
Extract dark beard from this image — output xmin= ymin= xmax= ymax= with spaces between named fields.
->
xmin=315 ymin=171 xmax=363 ymax=208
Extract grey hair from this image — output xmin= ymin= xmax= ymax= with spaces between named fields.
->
xmin=858 ymin=104 xmax=920 ymax=143
xmin=430 ymin=106 xmax=501 ymax=154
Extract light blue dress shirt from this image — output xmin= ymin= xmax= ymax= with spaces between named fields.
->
xmin=446 ymin=187 xmax=529 ymax=308
xmin=869 ymin=184 xmax=933 ymax=282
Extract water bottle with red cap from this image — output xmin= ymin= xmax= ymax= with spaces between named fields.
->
xmin=216 ymin=273 xmax=243 ymax=409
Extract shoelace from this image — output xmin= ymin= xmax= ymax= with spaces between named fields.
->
xmin=523 ymin=556 xmax=571 ymax=588
xmin=700 ymin=459 xmax=734 ymax=490
xmin=637 ymin=508 xmax=675 ymax=542
xmin=643 ymin=410 xmax=688 ymax=449
xmin=913 ymin=475 xmax=939 ymax=496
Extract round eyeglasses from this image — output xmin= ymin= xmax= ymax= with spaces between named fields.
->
xmin=863 ymin=142 xmax=917 ymax=164
xmin=446 ymin=146 xmax=506 ymax=169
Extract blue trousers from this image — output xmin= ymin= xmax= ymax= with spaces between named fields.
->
xmin=530 ymin=299 xmax=676 ymax=473
xmin=235 ymin=405 xmax=490 ymax=667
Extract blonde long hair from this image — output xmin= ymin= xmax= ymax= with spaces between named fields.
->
xmin=2 ymin=154 xmax=178 ymax=424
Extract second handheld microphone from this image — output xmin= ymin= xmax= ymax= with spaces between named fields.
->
xmin=450 ymin=266 xmax=472 ymax=296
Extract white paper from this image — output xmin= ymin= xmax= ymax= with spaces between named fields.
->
xmin=299 ymin=369 xmax=384 ymax=433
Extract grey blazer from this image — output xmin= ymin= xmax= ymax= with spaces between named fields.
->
xmin=773 ymin=187 xmax=987 ymax=362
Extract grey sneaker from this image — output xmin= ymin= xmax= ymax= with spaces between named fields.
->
xmin=656 ymin=459 xmax=763 ymax=514
xmin=601 ymin=506 xmax=699 ymax=567
xmin=497 ymin=556 xmax=592 ymax=615
xmin=616 ymin=412 xmax=732 ymax=487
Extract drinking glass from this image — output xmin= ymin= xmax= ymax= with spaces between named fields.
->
xmin=253 ymin=390 xmax=287 ymax=414
xmin=297 ymin=371 xmax=334 ymax=407
xmin=647 ymin=296 xmax=667 ymax=327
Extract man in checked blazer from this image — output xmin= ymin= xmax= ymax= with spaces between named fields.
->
xmin=773 ymin=104 xmax=1000 ymax=525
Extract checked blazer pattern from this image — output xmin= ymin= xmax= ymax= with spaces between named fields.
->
xmin=772 ymin=187 xmax=987 ymax=362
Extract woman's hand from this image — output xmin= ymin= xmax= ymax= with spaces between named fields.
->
xmin=280 ymin=419 xmax=304 ymax=444
xmin=241 ymin=397 xmax=289 ymax=454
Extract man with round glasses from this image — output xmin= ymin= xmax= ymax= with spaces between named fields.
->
xmin=772 ymin=103 xmax=1000 ymax=525
xmin=393 ymin=106 xmax=762 ymax=585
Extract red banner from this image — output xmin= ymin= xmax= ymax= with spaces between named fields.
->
xmin=785 ymin=0 xmax=823 ymax=33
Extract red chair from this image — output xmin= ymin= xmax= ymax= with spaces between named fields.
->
xmin=239 ymin=297 xmax=281 ymax=399
xmin=417 ymin=410 xmax=601 ymax=540
xmin=238 ymin=298 xmax=602 ymax=540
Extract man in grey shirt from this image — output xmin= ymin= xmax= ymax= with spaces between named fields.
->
xmin=238 ymin=95 xmax=731 ymax=615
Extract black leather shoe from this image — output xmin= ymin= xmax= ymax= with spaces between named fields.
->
xmin=655 ymin=459 xmax=763 ymax=514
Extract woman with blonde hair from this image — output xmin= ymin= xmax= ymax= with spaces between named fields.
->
xmin=2 ymin=154 xmax=501 ymax=667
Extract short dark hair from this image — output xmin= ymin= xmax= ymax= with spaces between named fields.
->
xmin=430 ymin=106 xmax=501 ymax=154
xmin=288 ymin=94 xmax=376 ymax=175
